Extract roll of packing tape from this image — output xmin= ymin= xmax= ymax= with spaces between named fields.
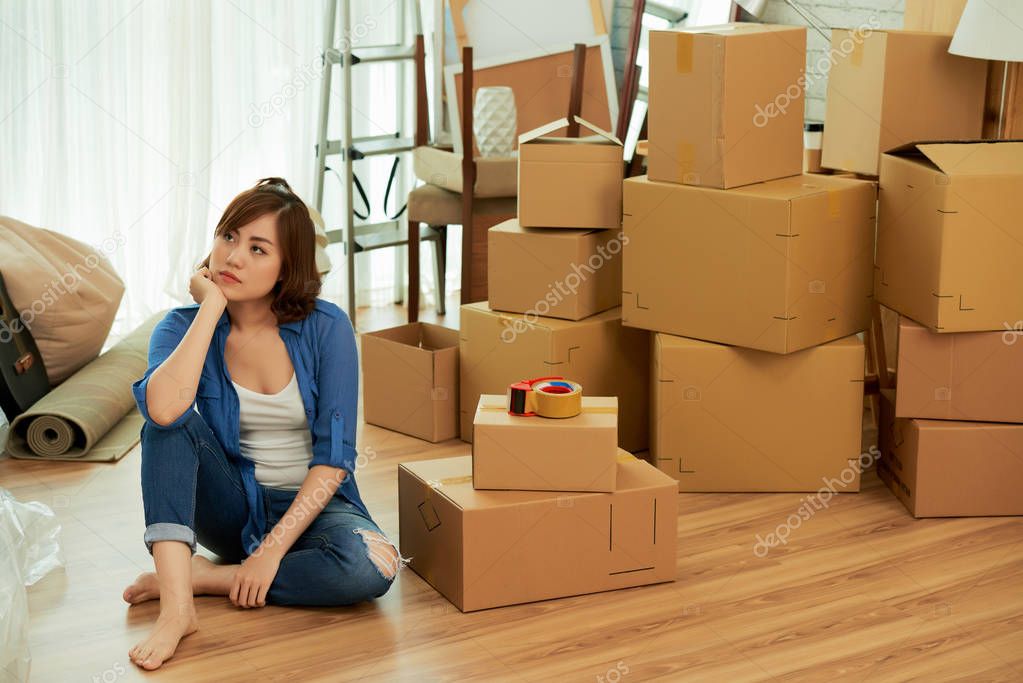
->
xmin=507 ymin=376 xmax=583 ymax=418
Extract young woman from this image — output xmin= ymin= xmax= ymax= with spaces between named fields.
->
xmin=123 ymin=178 xmax=403 ymax=670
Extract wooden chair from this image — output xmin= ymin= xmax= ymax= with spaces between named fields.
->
xmin=405 ymin=43 xmax=589 ymax=323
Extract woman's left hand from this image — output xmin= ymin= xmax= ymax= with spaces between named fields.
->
xmin=230 ymin=547 xmax=283 ymax=608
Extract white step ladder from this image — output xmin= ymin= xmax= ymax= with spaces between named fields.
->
xmin=312 ymin=0 xmax=424 ymax=325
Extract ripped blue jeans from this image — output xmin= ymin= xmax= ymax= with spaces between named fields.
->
xmin=140 ymin=408 xmax=405 ymax=606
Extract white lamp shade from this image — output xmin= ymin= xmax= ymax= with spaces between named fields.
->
xmin=734 ymin=0 xmax=769 ymax=17
xmin=949 ymin=0 xmax=1023 ymax=62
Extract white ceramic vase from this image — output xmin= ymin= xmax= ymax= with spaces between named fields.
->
xmin=472 ymin=86 xmax=517 ymax=157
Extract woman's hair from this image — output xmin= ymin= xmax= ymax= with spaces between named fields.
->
xmin=199 ymin=177 xmax=321 ymax=323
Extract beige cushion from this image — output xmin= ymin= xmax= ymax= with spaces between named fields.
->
xmin=407 ymin=185 xmax=517 ymax=226
xmin=412 ymin=146 xmax=518 ymax=198
xmin=0 ymin=216 xmax=124 ymax=386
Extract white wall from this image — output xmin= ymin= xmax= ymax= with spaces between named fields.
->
xmin=754 ymin=0 xmax=906 ymax=121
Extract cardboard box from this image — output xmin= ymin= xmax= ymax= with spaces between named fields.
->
xmin=472 ymin=394 xmax=619 ymax=492
xmin=398 ymin=452 xmax=677 ymax=611
xmin=360 ymin=323 xmax=459 ymax=443
xmin=623 ymin=173 xmax=876 ymax=354
xmin=875 ymin=141 xmax=1023 ymax=333
xmin=517 ymin=116 xmax=623 ymax=229
xmin=652 ymin=332 xmax=865 ymax=492
xmin=894 ymin=315 xmax=1023 ymax=423
xmin=487 ymin=218 xmax=623 ymax=321
xmin=878 ymin=390 xmax=1023 ymax=517
xmin=459 ymin=302 xmax=649 ymax=452
xmin=821 ymin=29 xmax=987 ymax=176
xmin=647 ymin=23 xmax=805 ymax=189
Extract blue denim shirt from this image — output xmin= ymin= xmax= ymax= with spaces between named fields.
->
xmin=130 ymin=297 xmax=368 ymax=556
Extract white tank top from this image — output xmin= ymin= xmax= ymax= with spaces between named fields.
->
xmin=231 ymin=371 xmax=312 ymax=490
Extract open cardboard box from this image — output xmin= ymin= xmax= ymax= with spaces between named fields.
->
xmin=875 ymin=140 xmax=1023 ymax=332
xmin=517 ymin=116 xmax=623 ymax=229
xmin=822 ymin=29 xmax=987 ymax=176
xmin=361 ymin=322 xmax=459 ymax=443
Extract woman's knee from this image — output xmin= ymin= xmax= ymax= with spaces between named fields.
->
xmin=352 ymin=528 xmax=405 ymax=584
xmin=316 ymin=527 xmax=406 ymax=604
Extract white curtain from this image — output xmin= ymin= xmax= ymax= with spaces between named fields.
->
xmin=1 ymin=0 xmax=454 ymax=344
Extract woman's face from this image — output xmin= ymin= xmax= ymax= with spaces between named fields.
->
xmin=208 ymin=213 xmax=283 ymax=301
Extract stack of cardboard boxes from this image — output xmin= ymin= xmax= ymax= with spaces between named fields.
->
xmin=400 ymin=117 xmax=679 ymax=611
xmin=811 ymin=26 xmax=1023 ymax=517
xmin=873 ymin=141 xmax=1023 ymax=517
xmin=458 ymin=116 xmax=651 ymax=454
xmin=631 ymin=23 xmax=875 ymax=493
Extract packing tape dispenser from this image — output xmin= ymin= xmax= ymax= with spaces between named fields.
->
xmin=506 ymin=376 xmax=583 ymax=418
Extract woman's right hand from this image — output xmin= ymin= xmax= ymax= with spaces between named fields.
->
xmin=190 ymin=266 xmax=227 ymax=307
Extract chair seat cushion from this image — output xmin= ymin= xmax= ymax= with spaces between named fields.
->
xmin=407 ymin=185 xmax=517 ymax=226
xmin=413 ymin=146 xmax=518 ymax=198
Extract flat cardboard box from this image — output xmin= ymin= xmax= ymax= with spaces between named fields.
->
xmin=875 ymin=141 xmax=1023 ymax=332
xmin=398 ymin=452 xmax=677 ymax=611
xmin=459 ymin=302 xmax=649 ymax=452
xmin=894 ymin=314 xmax=1023 ymax=423
xmin=623 ymin=173 xmax=876 ymax=354
xmin=472 ymin=394 xmax=619 ymax=492
xmin=652 ymin=332 xmax=865 ymax=492
xmin=877 ymin=390 xmax=1023 ymax=517
xmin=821 ymin=29 xmax=987 ymax=176
xmin=647 ymin=23 xmax=805 ymax=189
xmin=517 ymin=116 xmax=623 ymax=229
xmin=488 ymin=218 xmax=622 ymax=321
xmin=360 ymin=323 xmax=459 ymax=443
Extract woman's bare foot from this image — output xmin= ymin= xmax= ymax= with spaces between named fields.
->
xmin=123 ymin=555 xmax=231 ymax=604
xmin=128 ymin=604 xmax=199 ymax=670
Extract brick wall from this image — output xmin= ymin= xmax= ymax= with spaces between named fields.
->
xmin=743 ymin=0 xmax=905 ymax=121
xmin=608 ymin=0 xmax=907 ymax=121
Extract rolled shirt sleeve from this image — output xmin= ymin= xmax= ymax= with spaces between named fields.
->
xmin=131 ymin=312 xmax=193 ymax=430
xmin=308 ymin=311 xmax=359 ymax=474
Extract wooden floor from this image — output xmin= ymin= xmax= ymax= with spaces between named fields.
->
xmin=3 ymin=297 xmax=1022 ymax=682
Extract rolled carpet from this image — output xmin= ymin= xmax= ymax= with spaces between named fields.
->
xmin=4 ymin=310 xmax=167 ymax=462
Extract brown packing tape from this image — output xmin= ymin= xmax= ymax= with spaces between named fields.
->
xmin=450 ymin=0 xmax=470 ymax=51
xmin=530 ymin=379 xmax=583 ymax=418
xmin=827 ymin=189 xmax=841 ymax=218
xmin=676 ymin=142 xmax=696 ymax=182
xmin=479 ymin=403 xmax=618 ymax=415
xmin=676 ymin=32 xmax=693 ymax=73
xmin=589 ymin=0 xmax=606 ymax=34
xmin=849 ymin=38 xmax=864 ymax=67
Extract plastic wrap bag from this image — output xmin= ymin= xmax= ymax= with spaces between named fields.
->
xmin=1 ymin=487 xmax=65 ymax=683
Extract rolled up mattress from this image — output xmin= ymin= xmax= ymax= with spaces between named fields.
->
xmin=4 ymin=311 xmax=166 ymax=462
